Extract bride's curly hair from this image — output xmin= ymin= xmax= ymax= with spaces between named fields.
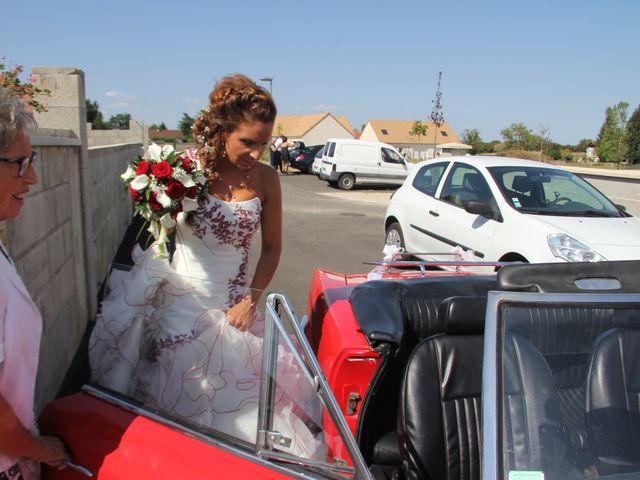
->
xmin=192 ymin=74 xmax=277 ymax=170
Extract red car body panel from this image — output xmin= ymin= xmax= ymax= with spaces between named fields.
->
xmin=40 ymin=392 xmax=296 ymax=479
xmin=306 ymin=269 xmax=379 ymax=463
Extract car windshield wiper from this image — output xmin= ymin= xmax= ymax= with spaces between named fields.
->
xmin=572 ymin=210 xmax=616 ymax=217
xmin=519 ymin=208 xmax=615 ymax=217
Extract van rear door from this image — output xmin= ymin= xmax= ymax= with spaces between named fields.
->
xmin=320 ymin=141 xmax=337 ymax=179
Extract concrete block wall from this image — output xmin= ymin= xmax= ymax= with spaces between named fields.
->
xmin=0 ymin=68 xmax=136 ymax=409
xmin=88 ymin=144 xmax=137 ymax=292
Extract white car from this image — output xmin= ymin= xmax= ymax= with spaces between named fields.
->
xmin=311 ymin=145 xmax=324 ymax=177
xmin=384 ymin=156 xmax=640 ymax=264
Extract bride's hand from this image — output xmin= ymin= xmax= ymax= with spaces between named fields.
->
xmin=227 ymin=296 xmax=256 ymax=331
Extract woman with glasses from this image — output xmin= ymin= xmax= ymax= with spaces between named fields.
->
xmin=0 ymin=88 xmax=69 ymax=479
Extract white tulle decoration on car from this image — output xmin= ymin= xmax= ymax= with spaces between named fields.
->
xmin=367 ymin=244 xmax=406 ymax=281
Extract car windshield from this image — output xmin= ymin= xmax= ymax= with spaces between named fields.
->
xmin=486 ymin=291 xmax=640 ymax=480
xmin=488 ymin=166 xmax=623 ymax=217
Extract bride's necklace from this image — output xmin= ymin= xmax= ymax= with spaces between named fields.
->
xmin=214 ymin=170 xmax=251 ymax=200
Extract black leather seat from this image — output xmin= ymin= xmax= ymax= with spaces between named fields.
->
xmin=349 ymin=276 xmax=496 ymax=469
xmin=502 ymin=333 xmax=571 ymax=479
xmin=398 ymin=296 xmax=486 ymax=480
xmin=585 ymin=311 xmax=640 ymax=475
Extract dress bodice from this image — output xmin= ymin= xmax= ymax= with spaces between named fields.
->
xmin=171 ymin=194 xmax=262 ymax=306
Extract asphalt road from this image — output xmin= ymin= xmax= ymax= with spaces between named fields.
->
xmin=249 ymin=172 xmax=397 ymax=318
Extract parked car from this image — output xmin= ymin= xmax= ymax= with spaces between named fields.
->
xmin=290 ymin=143 xmax=324 ymax=173
xmin=319 ymin=139 xmax=411 ymax=190
xmin=384 ymin=156 xmax=640 ymax=265
xmin=311 ymin=146 xmax=324 ymax=177
xmin=39 ymin=258 xmax=640 ymax=479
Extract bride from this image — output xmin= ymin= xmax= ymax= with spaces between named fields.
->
xmin=89 ymin=75 xmax=321 ymax=458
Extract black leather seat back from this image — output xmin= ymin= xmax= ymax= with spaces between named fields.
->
xmin=586 ymin=311 xmax=640 ymax=475
xmin=502 ymin=333 xmax=568 ymax=476
xmin=351 ymin=276 xmax=496 ymax=465
xmin=399 ymin=296 xmax=486 ymax=480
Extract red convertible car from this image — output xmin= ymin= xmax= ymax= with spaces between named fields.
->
xmin=40 ymin=259 xmax=640 ymax=479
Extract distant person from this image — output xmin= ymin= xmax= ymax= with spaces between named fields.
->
xmin=279 ymin=135 xmax=290 ymax=174
xmin=269 ymin=135 xmax=282 ymax=171
xmin=0 ymin=88 xmax=69 ymax=478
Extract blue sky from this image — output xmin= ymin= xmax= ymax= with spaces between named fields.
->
xmin=3 ymin=0 xmax=638 ymax=145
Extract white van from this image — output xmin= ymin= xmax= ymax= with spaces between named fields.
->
xmin=319 ymin=139 xmax=411 ymax=190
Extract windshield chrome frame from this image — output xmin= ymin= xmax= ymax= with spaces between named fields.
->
xmin=257 ymin=292 xmax=373 ymax=479
xmin=482 ymin=290 xmax=640 ymax=480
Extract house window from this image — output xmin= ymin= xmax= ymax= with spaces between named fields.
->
xmin=381 ymin=129 xmax=389 ymax=135
xmin=440 ymin=131 xmax=449 ymax=137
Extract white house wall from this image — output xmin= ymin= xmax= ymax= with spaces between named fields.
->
xmin=301 ymin=116 xmax=354 ymax=146
xmin=359 ymin=123 xmax=379 ymax=142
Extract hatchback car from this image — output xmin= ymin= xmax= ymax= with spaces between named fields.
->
xmin=290 ymin=144 xmax=324 ymax=173
xmin=384 ymin=156 xmax=640 ymax=264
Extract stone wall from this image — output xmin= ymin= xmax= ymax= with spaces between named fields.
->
xmin=88 ymin=119 xmax=148 ymax=149
xmin=1 ymin=67 xmax=135 ymax=409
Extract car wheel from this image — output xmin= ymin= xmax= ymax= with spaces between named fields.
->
xmin=385 ymin=222 xmax=405 ymax=249
xmin=338 ymin=173 xmax=355 ymax=190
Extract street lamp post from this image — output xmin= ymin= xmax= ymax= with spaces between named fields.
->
xmin=260 ymin=77 xmax=273 ymax=95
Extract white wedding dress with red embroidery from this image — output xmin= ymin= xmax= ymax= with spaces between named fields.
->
xmin=89 ymin=194 xmax=322 ymax=458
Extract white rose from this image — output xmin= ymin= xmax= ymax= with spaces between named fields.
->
xmin=157 ymin=190 xmax=172 ymax=208
xmin=161 ymin=144 xmax=175 ymax=157
xmin=182 ymin=197 xmax=198 ymax=212
xmin=160 ymin=213 xmax=176 ymax=229
xmin=145 ymin=143 xmax=162 ymax=162
xmin=121 ymin=165 xmax=136 ymax=181
xmin=130 ymin=175 xmax=149 ymax=190
xmin=173 ymin=170 xmax=196 ymax=187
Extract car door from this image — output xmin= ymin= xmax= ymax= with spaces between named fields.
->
xmin=428 ymin=162 xmax=500 ymax=262
xmin=400 ymin=161 xmax=451 ymax=254
xmin=379 ymin=147 xmax=410 ymax=183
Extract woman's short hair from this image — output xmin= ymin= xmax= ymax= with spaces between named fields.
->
xmin=192 ymin=74 xmax=276 ymax=168
xmin=0 ymin=88 xmax=36 ymax=151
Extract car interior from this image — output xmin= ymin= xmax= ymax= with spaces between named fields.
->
xmin=348 ymin=260 xmax=640 ymax=480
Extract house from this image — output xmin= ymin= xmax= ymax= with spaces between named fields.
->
xmin=148 ymin=129 xmax=183 ymax=142
xmin=360 ymin=119 xmax=471 ymax=160
xmin=273 ymin=112 xmax=354 ymax=146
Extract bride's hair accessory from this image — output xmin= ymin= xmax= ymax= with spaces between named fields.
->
xmin=120 ymin=143 xmax=209 ymax=258
xmin=192 ymin=74 xmax=276 ymax=169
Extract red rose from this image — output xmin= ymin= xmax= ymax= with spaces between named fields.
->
xmin=148 ymin=192 xmax=163 ymax=212
xmin=182 ymin=157 xmax=195 ymax=172
xmin=135 ymin=160 xmax=150 ymax=175
xmin=186 ymin=186 xmax=199 ymax=199
xmin=166 ymin=180 xmax=186 ymax=200
xmin=151 ymin=161 xmax=172 ymax=179
xmin=129 ymin=185 xmax=142 ymax=202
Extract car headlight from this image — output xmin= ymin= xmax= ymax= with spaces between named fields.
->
xmin=547 ymin=233 xmax=607 ymax=262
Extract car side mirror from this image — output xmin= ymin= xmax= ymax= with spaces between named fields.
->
xmin=616 ymin=203 xmax=627 ymax=212
xmin=465 ymin=200 xmax=499 ymax=221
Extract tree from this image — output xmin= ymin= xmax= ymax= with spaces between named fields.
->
xmin=179 ymin=113 xmax=195 ymax=138
xmin=537 ymin=123 xmax=551 ymax=159
xmin=625 ymin=104 xmax=640 ymax=164
xmin=575 ymin=138 xmax=595 ymax=152
xmin=0 ymin=60 xmax=50 ymax=113
xmin=429 ymin=71 xmax=444 ymax=158
xmin=410 ymin=120 xmax=427 ymax=144
xmin=107 ymin=113 xmax=131 ymax=130
xmin=461 ymin=128 xmax=482 ymax=154
xmin=86 ymin=99 xmax=107 ymax=129
xmin=500 ymin=122 xmax=535 ymax=150
xmin=149 ymin=122 xmax=167 ymax=131
xmin=597 ymin=101 xmax=629 ymax=162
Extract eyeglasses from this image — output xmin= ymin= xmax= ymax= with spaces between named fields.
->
xmin=0 ymin=151 xmax=39 ymax=177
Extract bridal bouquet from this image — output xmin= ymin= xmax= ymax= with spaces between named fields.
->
xmin=121 ymin=143 xmax=208 ymax=257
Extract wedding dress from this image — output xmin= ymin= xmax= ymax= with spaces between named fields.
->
xmin=89 ymin=194 xmax=323 ymax=458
